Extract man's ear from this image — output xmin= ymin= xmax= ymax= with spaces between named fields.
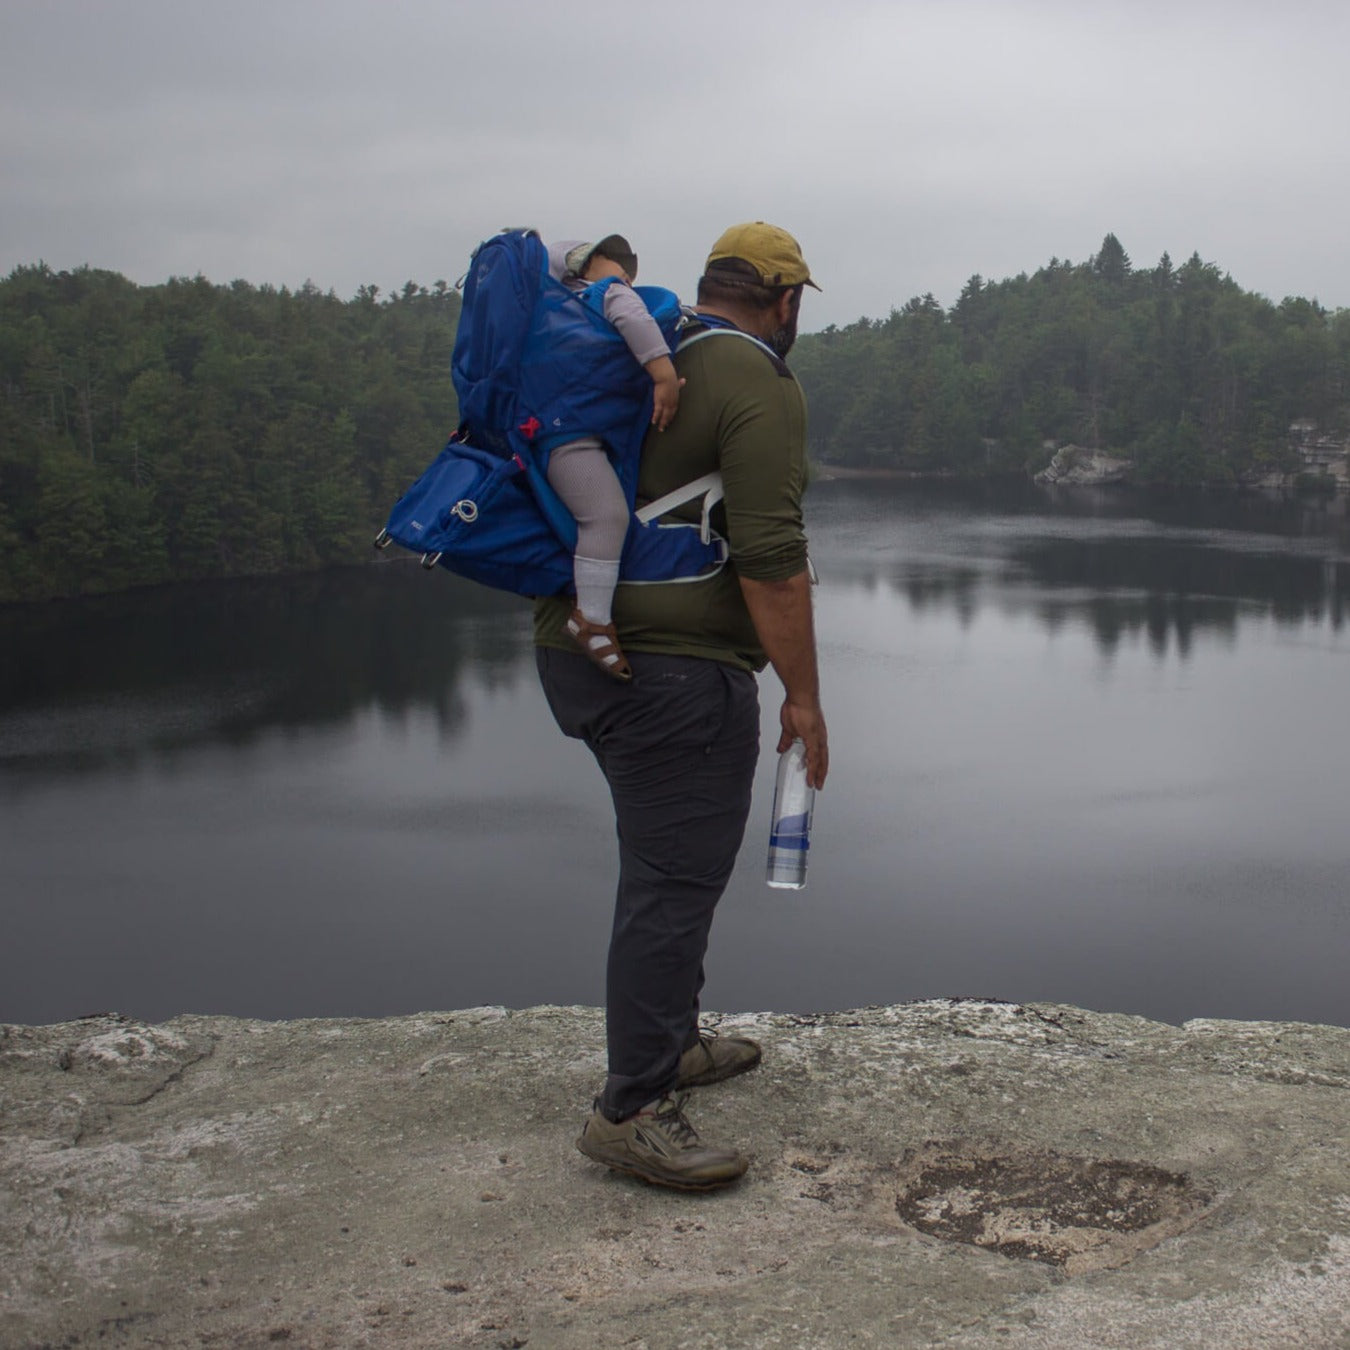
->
xmin=774 ymin=289 xmax=796 ymax=327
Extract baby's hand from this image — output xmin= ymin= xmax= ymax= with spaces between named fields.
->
xmin=652 ymin=374 xmax=684 ymax=431
xmin=645 ymin=355 xmax=683 ymax=431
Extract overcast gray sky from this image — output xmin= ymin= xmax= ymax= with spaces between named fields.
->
xmin=3 ymin=0 xmax=1348 ymax=329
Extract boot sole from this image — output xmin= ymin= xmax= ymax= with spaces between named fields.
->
xmin=576 ymin=1138 xmax=748 ymax=1192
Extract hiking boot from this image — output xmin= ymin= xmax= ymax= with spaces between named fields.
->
xmin=575 ymin=1092 xmax=749 ymax=1191
xmin=676 ymin=1030 xmax=763 ymax=1089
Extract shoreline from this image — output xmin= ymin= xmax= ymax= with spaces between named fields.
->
xmin=812 ymin=461 xmax=1349 ymax=497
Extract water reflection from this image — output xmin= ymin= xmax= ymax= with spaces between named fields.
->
xmin=893 ymin=565 xmax=981 ymax=627
xmin=1009 ymin=536 xmax=1347 ymax=625
xmin=808 ymin=479 xmax=1349 ymax=659
xmin=4 ymin=480 xmax=1349 ymax=1029
xmin=0 ymin=561 xmax=535 ymax=773
xmin=4 ymin=482 xmax=1348 ymax=765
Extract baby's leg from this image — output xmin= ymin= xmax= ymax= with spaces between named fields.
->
xmin=547 ymin=438 xmax=629 ymax=626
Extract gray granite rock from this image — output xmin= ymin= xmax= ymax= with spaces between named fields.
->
xmin=1035 ymin=445 xmax=1134 ymax=486
xmin=3 ymin=1001 xmax=1348 ymax=1348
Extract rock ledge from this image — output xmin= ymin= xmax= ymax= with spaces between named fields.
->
xmin=3 ymin=1001 xmax=1349 ymax=1349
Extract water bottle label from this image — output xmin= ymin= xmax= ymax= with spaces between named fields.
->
xmin=770 ymin=811 xmax=810 ymax=849
xmin=767 ymin=742 xmax=813 ymax=889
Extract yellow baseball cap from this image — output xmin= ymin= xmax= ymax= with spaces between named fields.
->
xmin=705 ymin=221 xmax=820 ymax=290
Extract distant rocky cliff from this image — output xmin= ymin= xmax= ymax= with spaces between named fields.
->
xmin=1034 ymin=423 xmax=1350 ymax=490
xmin=1034 ymin=444 xmax=1133 ymax=486
xmin=1266 ymin=420 xmax=1350 ymax=490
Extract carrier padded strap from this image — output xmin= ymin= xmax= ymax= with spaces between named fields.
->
xmin=631 ymin=325 xmax=782 ymax=542
xmin=675 ymin=325 xmax=779 ymax=361
xmin=634 ymin=471 xmax=725 ymax=543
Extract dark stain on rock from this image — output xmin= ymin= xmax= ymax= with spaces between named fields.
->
xmin=893 ymin=1142 xmax=1213 ymax=1272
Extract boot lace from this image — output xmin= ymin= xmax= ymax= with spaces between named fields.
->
xmin=651 ymin=1092 xmax=698 ymax=1147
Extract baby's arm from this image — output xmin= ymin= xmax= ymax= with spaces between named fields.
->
xmin=603 ymin=283 xmax=683 ymax=429
xmin=645 ymin=355 xmax=682 ymax=431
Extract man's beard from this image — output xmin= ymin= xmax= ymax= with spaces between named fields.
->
xmin=767 ymin=314 xmax=798 ymax=359
xmin=766 ymin=295 xmax=802 ymax=358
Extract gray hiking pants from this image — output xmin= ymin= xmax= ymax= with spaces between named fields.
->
xmin=535 ymin=646 xmax=760 ymax=1121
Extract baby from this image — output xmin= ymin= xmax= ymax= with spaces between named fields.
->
xmin=544 ymin=234 xmax=681 ymax=681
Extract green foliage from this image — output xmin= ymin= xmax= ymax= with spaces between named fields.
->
xmin=793 ymin=235 xmax=1348 ymax=484
xmin=4 ymin=239 xmax=1345 ymax=602
xmin=0 ymin=264 xmax=460 ymax=601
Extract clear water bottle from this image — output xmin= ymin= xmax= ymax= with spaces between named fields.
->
xmin=767 ymin=739 xmax=815 ymax=889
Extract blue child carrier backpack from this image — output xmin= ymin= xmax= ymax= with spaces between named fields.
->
xmin=374 ymin=228 xmax=728 ymax=597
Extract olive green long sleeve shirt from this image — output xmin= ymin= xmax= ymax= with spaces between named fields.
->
xmin=533 ymin=322 xmax=809 ymax=672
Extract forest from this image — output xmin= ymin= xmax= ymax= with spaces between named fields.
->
xmin=2 ymin=234 xmax=1348 ymax=602
xmin=790 ymin=234 xmax=1350 ymax=481
xmin=0 ymin=266 xmax=460 ymax=602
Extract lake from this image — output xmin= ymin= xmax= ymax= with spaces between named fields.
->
xmin=2 ymin=478 xmax=1348 ymax=1029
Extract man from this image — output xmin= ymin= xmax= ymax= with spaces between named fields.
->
xmin=534 ymin=221 xmax=829 ymax=1191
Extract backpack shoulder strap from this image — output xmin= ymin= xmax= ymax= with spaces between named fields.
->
xmin=676 ymin=324 xmax=778 ymax=361
xmin=633 ymin=324 xmax=789 ymax=541
xmin=677 ymin=320 xmax=791 ymax=378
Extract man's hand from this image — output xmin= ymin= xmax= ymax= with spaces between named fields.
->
xmin=780 ymin=698 xmax=828 ymax=789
